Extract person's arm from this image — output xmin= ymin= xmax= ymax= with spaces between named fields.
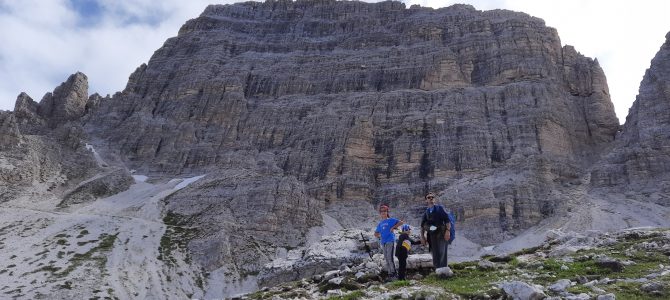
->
xmin=390 ymin=218 xmax=403 ymax=231
xmin=420 ymin=213 xmax=427 ymax=245
xmin=374 ymin=223 xmax=381 ymax=238
xmin=443 ymin=208 xmax=452 ymax=241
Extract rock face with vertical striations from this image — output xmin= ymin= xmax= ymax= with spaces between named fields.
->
xmin=591 ymin=31 xmax=670 ymax=206
xmin=85 ymin=0 xmax=619 ymax=253
xmin=0 ymin=73 xmax=125 ymax=203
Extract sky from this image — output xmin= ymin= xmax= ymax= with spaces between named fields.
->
xmin=1 ymin=0 xmax=669 ymax=122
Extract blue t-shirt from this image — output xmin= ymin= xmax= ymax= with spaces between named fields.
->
xmin=376 ymin=218 xmax=400 ymax=244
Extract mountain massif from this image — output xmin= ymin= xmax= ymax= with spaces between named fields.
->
xmin=0 ymin=1 xmax=669 ymax=298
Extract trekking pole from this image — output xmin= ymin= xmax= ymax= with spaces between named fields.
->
xmin=360 ymin=232 xmax=374 ymax=260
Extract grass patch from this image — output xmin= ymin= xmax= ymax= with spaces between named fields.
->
xmin=566 ymin=285 xmax=591 ymax=294
xmin=327 ymin=290 xmax=365 ymax=300
xmin=423 ymin=267 xmax=503 ymax=298
xmin=387 ymin=280 xmax=411 ymax=289
xmin=511 ymin=245 xmax=544 ymax=256
xmin=610 ymin=281 xmax=665 ymax=300
xmin=77 ymin=240 xmax=99 ymax=246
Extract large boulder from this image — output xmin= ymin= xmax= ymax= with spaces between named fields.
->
xmin=500 ymin=281 xmax=546 ymax=300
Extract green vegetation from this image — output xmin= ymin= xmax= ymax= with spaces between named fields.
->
xmin=77 ymin=229 xmax=90 ymax=238
xmin=424 ymin=270 xmax=503 ymax=298
xmin=326 ymin=290 xmax=364 ymax=300
xmin=55 ymin=233 xmax=117 ymax=278
xmin=233 ymin=229 xmax=670 ymax=299
xmin=158 ymin=212 xmax=197 ymax=265
xmin=386 ymin=280 xmax=411 ymax=289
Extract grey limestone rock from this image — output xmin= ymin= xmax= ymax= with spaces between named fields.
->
xmin=0 ymin=111 xmax=21 ymax=150
xmin=38 ymin=72 xmax=89 ymax=128
xmin=499 ymin=281 xmax=546 ymax=300
xmin=59 ymin=167 xmax=134 ymax=206
xmin=84 ymin=0 xmax=619 ymax=249
xmin=1 ymin=73 xmax=103 ymax=203
xmin=477 ymin=259 xmax=497 ymax=270
xmin=435 ymin=266 xmax=454 ymax=278
xmin=591 ymin=31 xmax=670 ymax=206
xmin=548 ymin=279 xmax=571 ymax=293
xmin=596 ymin=294 xmax=615 ymax=300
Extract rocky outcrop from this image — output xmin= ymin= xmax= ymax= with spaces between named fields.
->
xmin=0 ymin=73 xmax=110 ymax=202
xmin=59 ymin=167 xmax=134 ymax=206
xmin=37 ymin=72 xmax=89 ymax=128
xmin=245 ymin=228 xmax=670 ymax=299
xmin=163 ymin=152 xmax=322 ymax=280
xmin=0 ymin=111 xmax=21 ymax=150
xmin=591 ymin=31 xmax=670 ymax=206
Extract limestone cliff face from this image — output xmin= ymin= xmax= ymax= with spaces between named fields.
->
xmin=0 ymin=73 xmax=125 ymax=203
xmin=85 ymin=0 xmax=619 ymax=251
xmin=591 ymin=31 xmax=670 ymax=206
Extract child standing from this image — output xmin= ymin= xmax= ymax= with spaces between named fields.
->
xmin=374 ymin=204 xmax=403 ymax=280
xmin=395 ymin=224 xmax=421 ymax=280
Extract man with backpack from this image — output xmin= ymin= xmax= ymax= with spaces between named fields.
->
xmin=420 ymin=192 xmax=455 ymax=269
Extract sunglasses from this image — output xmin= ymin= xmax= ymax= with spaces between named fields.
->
xmin=426 ymin=196 xmax=434 ymax=199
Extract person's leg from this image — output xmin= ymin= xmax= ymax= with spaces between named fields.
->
xmin=429 ymin=234 xmax=439 ymax=268
xmin=442 ymin=241 xmax=449 ymax=267
xmin=398 ymin=257 xmax=407 ymax=280
xmin=434 ymin=236 xmax=447 ymax=268
xmin=384 ymin=242 xmax=396 ymax=276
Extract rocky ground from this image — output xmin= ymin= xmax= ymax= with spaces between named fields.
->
xmin=0 ymin=171 xmax=207 ymax=299
xmin=244 ymin=228 xmax=670 ymax=300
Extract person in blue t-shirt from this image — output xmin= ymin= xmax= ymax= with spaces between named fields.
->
xmin=374 ymin=204 xmax=403 ymax=280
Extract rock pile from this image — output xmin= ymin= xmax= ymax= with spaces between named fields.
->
xmin=243 ymin=227 xmax=670 ymax=299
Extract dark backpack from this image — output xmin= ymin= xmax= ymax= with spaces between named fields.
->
xmin=425 ymin=205 xmax=456 ymax=244
xmin=447 ymin=211 xmax=456 ymax=244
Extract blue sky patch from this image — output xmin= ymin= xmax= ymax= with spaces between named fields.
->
xmin=69 ymin=0 xmax=104 ymax=26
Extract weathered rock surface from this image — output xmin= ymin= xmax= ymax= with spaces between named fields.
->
xmin=0 ymin=111 xmax=21 ymax=150
xmin=164 ymin=152 xmax=322 ymax=282
xmin=59 ymin=167 xmax=133 ymax=206
xmin=591 ymin=31 xmax=670 ymax=206
xmin=37 ymin=72 xmax=89 ymax=128
xmin=83 ymin=0 xmax=619 ymax=253
xmin=500 ymin=281 xmax=546 ymax=300
xmin=0 ymin=74 xmax=108 ymax=203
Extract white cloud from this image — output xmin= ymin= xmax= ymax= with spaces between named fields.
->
xmin=1 ymin=0 xmax=669 ymax=122
xmin=0 ymin=0 xmax=216 ymax=109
